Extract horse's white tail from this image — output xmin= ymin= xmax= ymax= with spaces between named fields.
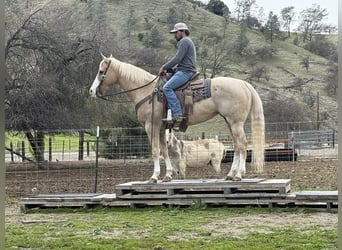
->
xmin=246 ymin=82 xmax=265 ymax=173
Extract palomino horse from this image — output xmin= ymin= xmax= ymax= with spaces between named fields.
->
xmin=89 ymin=55 xmax=265 ymax=183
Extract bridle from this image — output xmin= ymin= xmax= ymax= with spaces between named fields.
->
xmin=96 ymin=59 xmax=160 ymax=104
xmin=96 ymin=59 xmax=112 ymax=99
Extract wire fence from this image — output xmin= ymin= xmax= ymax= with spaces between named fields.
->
xmin=5 ymin=121 xmax=338 ymax=197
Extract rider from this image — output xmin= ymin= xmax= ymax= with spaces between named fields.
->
xmin=158 ymin=22 xmax=197 ymax=123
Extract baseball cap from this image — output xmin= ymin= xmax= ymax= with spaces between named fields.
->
xmin=170 ymin=22 xmax=188 ymax=33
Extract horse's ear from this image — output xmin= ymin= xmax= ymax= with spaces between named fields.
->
xmin=100 ymin=52 xmax=106 ymax=60
xmin=109 ymin=54 xmax=113 ymax=58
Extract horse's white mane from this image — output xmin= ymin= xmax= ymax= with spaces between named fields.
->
xmin=107 ymin=56 xmax=155 ymax=83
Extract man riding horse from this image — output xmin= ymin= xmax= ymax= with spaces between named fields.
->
xmin=158 ymin=22 xmax=197 ymax=130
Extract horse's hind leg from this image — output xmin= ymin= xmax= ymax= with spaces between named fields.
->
xmin=226 ymin=122 xmax=247 ymax=181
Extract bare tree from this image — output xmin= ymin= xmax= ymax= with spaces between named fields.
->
xmin=297 ymin=4 xmax=328 ymax=42
xmin=196 ymin=32 xmax=230 ymax=78
xmin=5 ymin=3 xmax=100 ymax=163
xmin=280 ymin=6 xmax=295 ymax=38
xmin=221 ymin=5 xmax=231 ymax=37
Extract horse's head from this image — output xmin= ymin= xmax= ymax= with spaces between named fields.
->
xmin=89 ymin=54 xmax=117 ymax=98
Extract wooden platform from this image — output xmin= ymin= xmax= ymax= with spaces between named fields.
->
xmin=19 ymin=179 xmax=338 ymax=212
xmin=115 ymin=179 xmax=290 ymax=199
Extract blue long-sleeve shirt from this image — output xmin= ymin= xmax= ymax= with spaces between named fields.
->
xmin=163 ymin=36 xmax=196 ymax=73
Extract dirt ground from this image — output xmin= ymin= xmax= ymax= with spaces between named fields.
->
xmin=5 ymin=157 xmax=338 ymax=197
xmin=5 ymin=157 xmax=338 ymax=234
xmin=5 ymin=156 xmax=338 ymax=196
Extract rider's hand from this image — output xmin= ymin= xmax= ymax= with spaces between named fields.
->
xmin=158 ymin=67 xmax=165 ymax=75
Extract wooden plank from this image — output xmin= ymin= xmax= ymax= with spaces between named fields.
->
xmin=115 ymin=179 xmax=286 ymax=189
xmin=91 ymin=194 xmax=116 ymax=202
xmin=294 ymin=191 xmax=338 ymax=200
xmin=117 ymin=192 xmax=288 ymax=200
xmin=116 ymin=179 xmax=265 ymax=189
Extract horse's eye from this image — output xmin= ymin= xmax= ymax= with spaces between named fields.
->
xmin=99 ymin=70 xmax=104 ymax=74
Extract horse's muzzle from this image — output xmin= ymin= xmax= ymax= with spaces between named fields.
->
xmin=89 ymin=88 xmax=100 ymax=97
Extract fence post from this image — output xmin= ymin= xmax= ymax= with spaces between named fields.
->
xmin=21 ymin=141 xmax=25 ymax=162
xmin=62 ymin=140 xmax=65 ymax=160
xmin=332 ymin=130 xmax=335 ymax=148
xmin=79 ymin=130 xmax=84 ymax=161
xmin=49 ymin=137 xmax=52 ymax=162
xmin=289 ymin=132 xmax=295 ymax=162
xmin=94 ymin=126 xmax=100 ymax=193
xmin=10 ymin=141 xmax=14 ymax=162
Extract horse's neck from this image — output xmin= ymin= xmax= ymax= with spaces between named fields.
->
xmin=118 ymin=74 xmax=155 ymax=104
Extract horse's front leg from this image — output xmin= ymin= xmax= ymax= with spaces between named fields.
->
xmin=146 ymin=124 xmax=173 ymax=183
xmin=144 ymin=122 xmax=160 ymax=183
xmin=160 ymin=129 xmax=173 ymax=182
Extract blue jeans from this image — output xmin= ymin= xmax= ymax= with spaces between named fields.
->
xmin=163 ymin=71 xmax=193 ymax=117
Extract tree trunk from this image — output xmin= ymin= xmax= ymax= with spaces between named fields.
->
xmin=25 ymin=130 xmax=45 ymax=164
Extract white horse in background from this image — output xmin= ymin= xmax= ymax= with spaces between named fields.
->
xmin=166 ymin=131 xmax=226 ymax=178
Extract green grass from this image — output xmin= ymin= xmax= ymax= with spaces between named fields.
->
xmin=5 ymin=132 xmax=95 ymax=153
xmin=5 ymin=206 xmax=338 ymax=249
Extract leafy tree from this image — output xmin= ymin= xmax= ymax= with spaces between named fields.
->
xmin=206 ymin=0 xmax=228 ymax=16
xmin=231 ymin=23 xmax=249 ymax=57
xmin=143 ymin=26 xmax=163 ymax=48
xmin=246 ymin=16 xmax=261 ymax=29
xmin=264 ymin=92 xmax=315 ymax=123
xmin=249 ymin=65 xmax=269 ymax=82
xmin=324 ymin=63 xmax=337 ymax=96
xmin=134 ymin=47 xmax=167 ymax=73
xmin=280 ymin=6 xmax=295 ymax=38
xmin=299 ymin=56 xmax=310 ymax=72
xmin=166 ymin=5 xmax=188 ymax=25
xmin=254 ymin=45 xmax=277 ymax=58
xmin=304 ymin=35 xmax=337 ymax=61
xmin=262 ymin=11 xmax=281 ymax=42
xmin=293 ymin=34 xmax=299 ymax=45
xmin=302 ymin=88 xmax=316 ymax=108
xmin=297 ymin=4 xmax=328 ymax=42
xmin=234 ymin=0 xmax=256 ymax=23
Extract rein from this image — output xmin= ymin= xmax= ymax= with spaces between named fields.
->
xmin=99 ymin=74 xmax=159 ymax=101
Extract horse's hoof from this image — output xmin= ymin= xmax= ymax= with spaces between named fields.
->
xmin=225 ymin=175 xmax=241 ymax=181
xmin=225 ymin=175 xmax=234 ymax=181
xmin=232 ymin=176 xmax=242 ymax=181
xmin=147 ymin=178 xmax=157 ymax=184
xmin=162 ymin=176 xmax=172 ymax=182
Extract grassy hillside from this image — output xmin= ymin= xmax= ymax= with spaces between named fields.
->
xmin=15 ymin=0 xmax=338 ymax=133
